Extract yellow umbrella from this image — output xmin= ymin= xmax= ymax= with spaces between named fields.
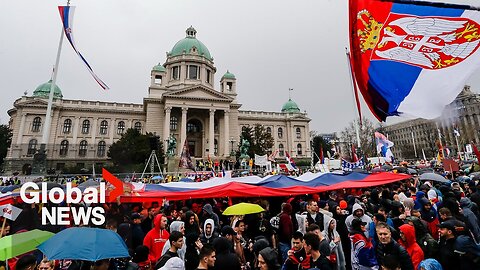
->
xmin=222 ymin=203 xmax=265 ymax=216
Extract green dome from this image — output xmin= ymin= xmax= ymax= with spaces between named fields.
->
xmin=222 ymin=70 xmax=236 ymax=79
xmin=169 ymin=26 xmax=212 ymax=60
xmin=281 ymin=98 xmax=300 ymax=113
xmin=152 ymin=63 xmax=166 ymax=72
xmin=32 ymin=80 xmax=63 ymax=99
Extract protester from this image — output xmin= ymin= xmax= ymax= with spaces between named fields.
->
xmin=303 ymin=232 xmax=332 ymax=270
xmin=278 ymin=203 xmax=293 ymax=262
xmin=196 ymin=245 xmax=216 ymax=270
xmin=349 ymin=219 xmax=378 ymax=270
xmin=161 ymin=221 xmax=186 ymax=260
xmin=398 ymin=224 xmax=424 ymax=269
xmin=200 ymin=219 xmax=218 ymax=245
xmin=155 ymin=231 xmax=184 ymax=269
xmin=283 ymin=231 xmax=310 ymax=270
xmin=322 ymin=215 xmax=346 ymax=270
xmin=437 ymin=220 xmax=462 ymax=270
xmin=258 ymin=247 xmax=281 ymax=270
xmin=375 ymin=222 xmax=413 ymax=270
xmin=143 ymin=214 xmax=170 ymax=263
xmin=345 ymin=203 xmax=372 ymax=238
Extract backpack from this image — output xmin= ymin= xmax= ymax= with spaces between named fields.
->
xmin=270 ymin=213 xmax=281 ymax=229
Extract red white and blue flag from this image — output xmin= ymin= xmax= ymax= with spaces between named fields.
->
xmin=285 ymin=152 xmax=298 ymax=171
xmin=349 ymin=0 xmax=480 ymax=121
xmin=58 ymin=6 xmax=109 ymax=90
xmin=375 ymin=132 xmax=395 ymax=162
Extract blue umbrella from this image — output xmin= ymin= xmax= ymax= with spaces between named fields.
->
xmin=37 ymin=227 xmax=129 ymax=261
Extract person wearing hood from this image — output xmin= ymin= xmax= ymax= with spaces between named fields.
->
xmin=201 ymin=219 xmax=218 ymax=245
xmin=419 ymin=197 xmax=439 ymax=240
xmin=405 ymin=216 xmax=439 ymax=259
xmin=345 ymin=203 xmax=373 ymax=238
xmin=258 ymin=247 xmax=281 ymax=270
xmin=418 ymin=259 xmax=443 ymax=270
xmin=454 ymin=234 xmax=480 ymax=269
xmin=398 ymin=224 xmax=424 ymax=270
xmin=161 ymin=221 xmax=186 ymax=261
xmin=459 ymin=197 xmax=480 ymax=243
xmin=349 ymin=219 xmax=378 ymax=270
xmin=202 ymin=204 xmax=220 ymax=230
xmin=143 ymin=214 xmax=170 ymax=263
xmin=322 ymin=215 xmax=346 ymax=270
xmin=212 ymin=237 xmax=241 ymax=270
xmin=185 ymin=210 xmax=201 ymax=236
xmin=414 ymin=191 xmax=426 ymax=210
xmin=184 ymin=232 xmax=203 ymax=270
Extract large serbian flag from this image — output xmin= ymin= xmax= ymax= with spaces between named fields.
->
xmin=349 ymin=0 xmax=480 ymax=121
xmin=58 ymin=6 xmax=109 ymax=90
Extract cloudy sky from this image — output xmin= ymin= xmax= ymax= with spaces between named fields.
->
xmin=1 ymin=0 xmax=480 ymax=133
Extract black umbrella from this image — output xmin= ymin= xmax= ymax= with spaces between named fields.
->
xmin=393 ymin=167 xmax=408 ymax=173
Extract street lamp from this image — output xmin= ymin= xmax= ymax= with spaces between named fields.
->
xmin=229 ymin=137 xmax=236 ymax=156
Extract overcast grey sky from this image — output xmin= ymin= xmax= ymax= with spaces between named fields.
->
xmin=1 ymin=0 xmax=480 ymax=133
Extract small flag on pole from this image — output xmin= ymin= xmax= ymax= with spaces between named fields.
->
xmin=319 ymin=146 xmax=325 ymax=164
xmin=58 ymin=6 xmax=110 ymax=90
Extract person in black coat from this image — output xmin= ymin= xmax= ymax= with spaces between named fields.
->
xmin=212 ymin=237 xmax=241 ymax=270
xmin=375 ymin=222 xmax=413 ymax=270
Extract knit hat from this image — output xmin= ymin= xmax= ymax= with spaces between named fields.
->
xmin=339 ymin=200 xmax=348 ymax=210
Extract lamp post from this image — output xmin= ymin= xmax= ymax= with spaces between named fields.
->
xmin=229 ymin=137 xmax=236 ymax=156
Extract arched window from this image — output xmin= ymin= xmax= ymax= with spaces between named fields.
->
xmin=82 ymin=120 xmax=90 ymax=134
xmin=117 ymin=121 xmax=125 ymax=135
xmin=278 ymin=127 xmax=283 ymax=139
xmin=170 ymin=116 xmax=178 ymax=131
xmin=27 ymin=139 xmax=37 ymax=155
xmin=32 ymin=117 xmax=41 ymax=132
xmin=297 ymin=143 xmax=302 ymax=155
xmin=214 ymin=139 xmax=218 ymax=155
xmin=79 ymin=140 xmax=88 ymax=156
xmin=187 ymin=119 xmax=202 ymax=133
xmin=59 ymin=140 xmax=69 ymax=156
xmin=296 ymin=127 xmax=302 ymax=139
xmin=63 ymin=119 xmax=72 ymax=134
xmin=99 ymin=120 xmax=108 ymax=135
xmin=266 ymin=127 xmax=272 ymax=134
xmin=134 ymin=122 xmax=142 ymax=132
xmin=97 ymin=141 xmax=106 ymax=157
xmin=279 ymin=144 xmax=284 ymax=157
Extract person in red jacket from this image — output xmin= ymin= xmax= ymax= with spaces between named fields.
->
xmin=398 ymin=224 xmax=424 ymax=270
xmin=143 ymin=214 xmax=170 ymax=263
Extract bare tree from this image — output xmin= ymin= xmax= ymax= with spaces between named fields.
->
xmin=340 ymin=117 xmax=377 ymax=157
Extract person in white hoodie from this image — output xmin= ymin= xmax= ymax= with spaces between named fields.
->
xmin=345 ymin=203 xmax=373 ymax=238
xmin=323 ymin=215 xmax=346 ymax=270
xmin=161 ymin=221 xmax=186 ymax=260
xmin=200 ymin=218 xmax=218 ymax=245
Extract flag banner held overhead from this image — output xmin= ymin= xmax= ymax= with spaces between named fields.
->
xmin=58 ymin=6 xmax=109 ymax=90
xmin=375 ymin=132 xmax=395 ymax=162
xmin=0 ymin=204 xmax=22 ymax=221
xmin=349 ymin=0 xmax=480 ymax=121
xmin=341 ymin=158 xmax=365 ymax=171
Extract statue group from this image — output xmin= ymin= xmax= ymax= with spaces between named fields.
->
xmin=166 ymin=135 xmax=177 ymax=157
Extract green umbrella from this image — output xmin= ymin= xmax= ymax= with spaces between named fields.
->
xmin=223 ymin=203 xmax=265 ymax=216
xmin=0 ymin=229 xmax=54 ymax=260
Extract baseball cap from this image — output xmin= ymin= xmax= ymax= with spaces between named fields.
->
xmin=437 ymin=220 xmax=456 ymax=231
xmin=351 ymin=218 xmax=367 ymax=228
xmin=221 ymin=225 xmax=237 ymax=236
xmin=131 ymin=213 xmax=142 ymax=220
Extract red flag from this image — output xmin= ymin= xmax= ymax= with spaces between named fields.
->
xmin=351 ymin=144 xmax=359 ymax=163
xmin=319 ymin=146 xmax=324 ymax=164
xmin=472 ymin=142 xmax=480 ymax=164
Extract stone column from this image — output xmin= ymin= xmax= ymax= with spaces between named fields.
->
xmin=209 ymin=109 xmax=215 ymax=157
xmin=73 ymin=117 xmax=80 ymax=149
xmin=224 ymin=110 xmax=230 ymax=157
xmin=92 ymin=118 xmax=98 ymax=144
xmin=16 ymin=114 xmax=27 ymax=145
xmin=109 ymin=118 xmax=116 ymax=145
xmin=164 ymin=106 xmax=171 ymax=153
xmin=180 ymin=107 xmax=188 ymax=150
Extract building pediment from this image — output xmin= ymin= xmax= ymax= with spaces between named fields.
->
xmin=163 ymin=85 xmax=233 ymax=102
xmin=15 ymin=97 xmax=52 ymax=108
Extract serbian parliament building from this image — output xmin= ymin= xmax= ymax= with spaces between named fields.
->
xmin=5 ymin=27 xmax=311 ymax=174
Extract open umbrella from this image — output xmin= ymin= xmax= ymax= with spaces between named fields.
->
xmin=78 ymin=180 xmax=99 ymax=188
xmin=223 ymin=203 xmax=265 ymax=216
xmin=0 ymin=229 xmax=54 ymax=261
xmin=393 ymin=167 xmax=408 ymax=174
xmin=37 ymin=227 xmax=129 ymax=261
xmin=419 ymin=173 xmax=449 ymax=183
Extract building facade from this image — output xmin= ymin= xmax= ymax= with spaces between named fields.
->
xmin=5 ymin=27 xmax=311 ymax=173
xmin=382 ymin=85 xmax=480 ymax=159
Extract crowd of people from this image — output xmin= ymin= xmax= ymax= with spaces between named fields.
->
xmin=3 ymin=170 xmax=480 ymax=270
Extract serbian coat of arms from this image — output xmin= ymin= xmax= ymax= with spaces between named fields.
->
xmin=357 ymin=10 xmax=480 ymax=69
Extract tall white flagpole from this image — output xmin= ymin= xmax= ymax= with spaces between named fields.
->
xmin=411 ymin=131 xmax=418 ymax=158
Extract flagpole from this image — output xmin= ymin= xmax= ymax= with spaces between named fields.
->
xmin=437 ymin=126 xmax=445 ymax=158
xmin=411 ymin=131 xmax=418 ymax=158
xmin=345 ymin=48 xmax=361 ymax=149
xmin=36 ymin=4 xmax=69 ymax=174
xmin=455 ymin=133 xmax=462 ymax=160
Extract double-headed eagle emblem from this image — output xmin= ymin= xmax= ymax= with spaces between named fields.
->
xmin=357 ymin=10 xmax=480 ymax=69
